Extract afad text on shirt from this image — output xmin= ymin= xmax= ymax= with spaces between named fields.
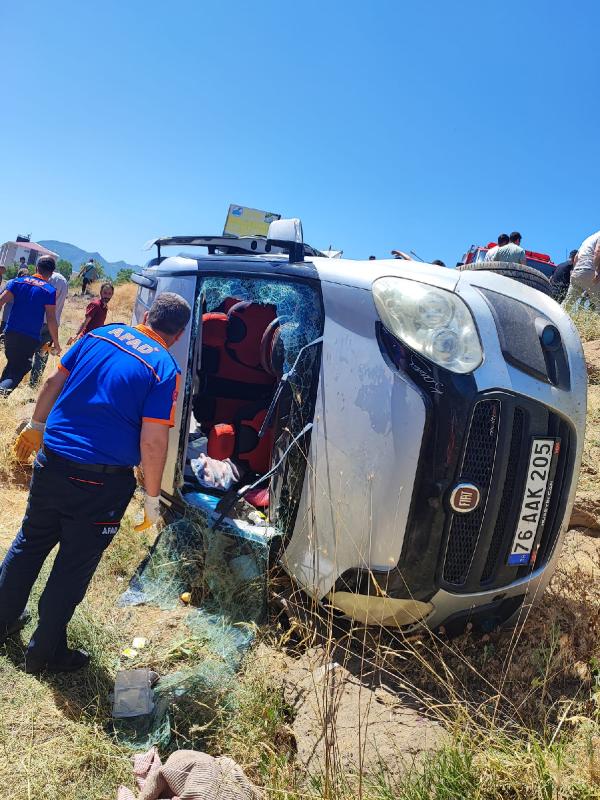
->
xmin=108 ymin=327 xmax=160 ymax=355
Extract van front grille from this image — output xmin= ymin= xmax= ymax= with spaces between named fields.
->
xmin=441 ymin=394 xmax=574 ymax=593
xmin=442 ymin=400 xmax=500 ymax=585
xmin=480 ymin=408 xmax=524 ymax=583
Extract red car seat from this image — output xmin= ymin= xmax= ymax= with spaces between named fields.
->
xmin=196 ymin=301 xmax=287 ymax=484
xmin=194 ymin=301 xmax=278 ymax=428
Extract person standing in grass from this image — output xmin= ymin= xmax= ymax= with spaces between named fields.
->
xmin=80 ymin=258 xmax=98 ymax=295
xmin=0 ymin=292 xmax=190 ymax=675
xmin=29 ymin=268 xmax=69 ymax=388
xmin=550 ymin=249 xmax=578 ymax=304
xmin=0 ymin=256 xmax=61 ymax=395
xmin=0 ymin=266 xmax=30 ymax=337
xmin=564 ymin=230 xmax=600 ymax=310
xmin=67 ymin=282 xmax=115 ymax=344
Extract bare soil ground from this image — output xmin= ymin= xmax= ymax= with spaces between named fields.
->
xmin=256 ymin=643 xmax=446 ymax=775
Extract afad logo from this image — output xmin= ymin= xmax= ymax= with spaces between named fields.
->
xmin=24 ymin=277 xmax=46 ymax=289
xmin=108 ymin=328 xmax=160 ymax=355
xmin=100 ymin=525 xmax=119 ymax=536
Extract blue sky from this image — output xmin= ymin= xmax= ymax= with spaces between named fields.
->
xmin=1 ymin=0 xmax=598 ymax=267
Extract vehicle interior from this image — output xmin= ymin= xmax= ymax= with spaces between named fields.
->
xmin=179 ymin=274 xmax=323 ymax=538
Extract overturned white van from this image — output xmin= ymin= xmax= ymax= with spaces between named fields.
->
xmin=131 ymin=219 xmax=587 ymax=635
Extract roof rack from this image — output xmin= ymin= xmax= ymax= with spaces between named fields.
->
xmin=144 ymin=234 xmax=324 ymax=260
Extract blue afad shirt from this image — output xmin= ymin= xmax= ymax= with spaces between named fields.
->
xmin=5 ymin=274 xmax=57 ymax=340
xmin=44 ymin=324 xmax=181 ymax=466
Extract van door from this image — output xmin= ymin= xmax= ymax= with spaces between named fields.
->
xmin=132 ymin=261 xmax=199 ymax=497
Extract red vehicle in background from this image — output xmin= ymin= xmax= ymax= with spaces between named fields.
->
xmin=463 ymin=243 xmax=556 ymax=279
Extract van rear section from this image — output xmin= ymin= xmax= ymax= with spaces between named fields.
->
xmin=133 ymin=255 xmax=325 ymax=553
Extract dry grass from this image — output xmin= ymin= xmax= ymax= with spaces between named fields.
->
xmin=0 ymin=284 xmax=148 ymax=798
xmin=571 ymin=308 xmax=600 ymax=343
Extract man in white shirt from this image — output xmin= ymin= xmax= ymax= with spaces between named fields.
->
xmin=29 ymin=269 xmax=69 ymax=388
xmin=564 ymin=230 xmax=600 ymax=309
xmin=488 ymin=231 xmax=527 ymax=265
xmin=485 ymin=233 xmax=509 ymax=261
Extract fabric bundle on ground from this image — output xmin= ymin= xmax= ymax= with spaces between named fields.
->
xmin=117 ymin=747 xmax=261 ymax=800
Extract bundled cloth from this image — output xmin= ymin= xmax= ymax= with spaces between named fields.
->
xmin=190 ymin=454 xmax=242 ymax=491
xmin=117 ymin=747 xmax=262 ymax=800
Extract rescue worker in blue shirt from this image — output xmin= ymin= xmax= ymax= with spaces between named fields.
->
xmin=0 ymin=255 xmax=61 ymax=395
xmin=0 ymin=292 xmax=191 ymax=674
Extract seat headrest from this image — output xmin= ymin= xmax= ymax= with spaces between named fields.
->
xmin=216 ymin=297 xmax=242 ymax=314
xmin=202 ymin=312 xmax=227 ymax=347
xmin=226 ymin=302 xmax=277 ymax=369
xmin=207 ymin=423 xmax=235 ymax=461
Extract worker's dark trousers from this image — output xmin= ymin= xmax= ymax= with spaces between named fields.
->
xmin=0 ymin=449 xmax=136 ymax=663
xmin=0 ymin=331 xmax=39 ymax=395
xmin=29 ymin=326 xmax=53 ymax=388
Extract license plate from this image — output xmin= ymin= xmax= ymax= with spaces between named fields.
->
xmin=507 ymin=438 xmax=560 ymax=566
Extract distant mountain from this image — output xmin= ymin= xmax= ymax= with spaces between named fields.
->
xmin=39 ymin=240 xmax=140 ymax=278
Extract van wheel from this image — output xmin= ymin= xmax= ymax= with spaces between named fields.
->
xmin=457 ymin=262 xmax=553 ymax=297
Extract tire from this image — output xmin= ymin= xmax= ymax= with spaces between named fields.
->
xmin=457 ymin=261 xmax=553 ymax=297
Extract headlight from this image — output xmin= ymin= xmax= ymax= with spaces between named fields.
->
xmin=372 ymin=277 xmax=483 ymax=373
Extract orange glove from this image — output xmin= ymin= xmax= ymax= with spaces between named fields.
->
xmin=40 ymin=343 xmax=52 ymax=355
xmin=14 ymin=421 xmax=45 ymax=462
xmin=134 ymin=495 xmax=161 ymax=532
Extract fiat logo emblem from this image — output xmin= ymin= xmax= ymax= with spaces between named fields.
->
xmin=449 ymin=483 xmax=481 ymax=514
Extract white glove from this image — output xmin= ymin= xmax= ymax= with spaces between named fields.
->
xmin=134 ymin=495 xmax=160 ymax=532
xmin=145 ymin=494 xmax=160 ymax=523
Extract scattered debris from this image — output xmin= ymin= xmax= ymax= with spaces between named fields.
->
xmin=112 ymin=669 xmax=159 ymax=719
xmin=117 ymin=746 xmax=262 ymax=800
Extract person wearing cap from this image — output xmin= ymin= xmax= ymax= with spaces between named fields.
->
xmin=0 ymin=255 xmax=61 ymax=395
xmin=0 ymin=292 xmax=191 ymax=674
